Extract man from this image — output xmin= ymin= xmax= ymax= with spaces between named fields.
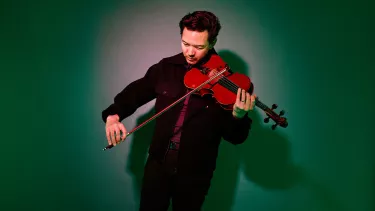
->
xmin=102 ymin=11 xmax=256 ymax=211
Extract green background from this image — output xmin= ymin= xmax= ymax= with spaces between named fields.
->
xmin=1 ymin=0 xmax=373 ymax=210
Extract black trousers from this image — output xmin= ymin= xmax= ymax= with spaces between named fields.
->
xmin=139 ymin=151 xmax=209 ymax=211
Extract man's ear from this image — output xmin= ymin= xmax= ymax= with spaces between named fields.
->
xmin=209 ymin=38 xmax=217 ymax=49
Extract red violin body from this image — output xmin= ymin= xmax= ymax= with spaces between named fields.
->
xmin=184 ymin=54 xmax=288 ymax=129
xmin=184 ymin=54 xmax=252 ymax=110
xmin=184 ymin=68 xmax=251 ymax=110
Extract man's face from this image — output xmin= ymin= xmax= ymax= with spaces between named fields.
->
xmin=181 ymin=27 xmax=212 ymax=65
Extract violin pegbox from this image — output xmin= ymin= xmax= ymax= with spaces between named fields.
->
xmin=262 ymin=101 xmax=288 ymax=130
xmin=254 ymin=96 xmax=288 ymax=130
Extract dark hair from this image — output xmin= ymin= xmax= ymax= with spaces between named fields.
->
xmin=179 ymin=11 xmax=221 ymax=44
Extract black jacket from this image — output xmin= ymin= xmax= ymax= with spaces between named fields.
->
xmin=102 ymin=50 xmax=252 ymax=180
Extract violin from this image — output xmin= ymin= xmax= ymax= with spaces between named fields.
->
xmin=184 ymin=54 xmax=288 ymax=130
xmin=103 ymin=54 xmax=288 ymax=150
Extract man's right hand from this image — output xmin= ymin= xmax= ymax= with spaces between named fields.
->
xmin=105 ymin=114 xmax=127 ymax=146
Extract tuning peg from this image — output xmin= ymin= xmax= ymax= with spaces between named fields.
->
xmin=264 ymin=117 xmax=270 ymax=123
xmin=279 ymin=110 xmax=285 ymax=116
xmin=272 ymin=104 xmax=278 ymax=110
xmin=272 ymin=123 xmax=278 ymax=130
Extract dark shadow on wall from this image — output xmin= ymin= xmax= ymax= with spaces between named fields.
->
xmin=124 ymin=108 xmax=155 ymax=205
xmin=241 ymin=109 xmax=300 ymax=189
xmin=204 ymin=50 xmax=344 ymax=211
xmin=203 ymin=50 xmax=303 ymax=211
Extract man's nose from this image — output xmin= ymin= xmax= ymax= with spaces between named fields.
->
xmin=187 ymin=47 xmax=195 ymax=56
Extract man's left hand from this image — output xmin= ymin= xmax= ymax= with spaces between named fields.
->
xmin=232 ymin=88 xmax=256 ymax=119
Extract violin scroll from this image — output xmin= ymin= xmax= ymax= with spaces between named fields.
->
xmin=257 ymin=97 xmax=288 ymax=130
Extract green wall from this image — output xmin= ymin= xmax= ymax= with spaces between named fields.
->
xmin=1 ymin=0 xmax=373 ymax=210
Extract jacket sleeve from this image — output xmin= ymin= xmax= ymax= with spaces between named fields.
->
xmin=101 ymin=61 xmax=161 ymax=122
xmin=220 ymin=110 xmax=252 ymax=145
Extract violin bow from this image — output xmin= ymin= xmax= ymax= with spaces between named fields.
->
xmin=103 ymin=67 xmax=230 ymax=150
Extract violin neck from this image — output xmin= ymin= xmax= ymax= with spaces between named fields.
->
xmin=217 ymin=77 xmax=266 ymax=111
xmin=214 ymin=75 xmax=277 ymax=117
xmin=255 ymin=98 xmax=268 ymax=111
xmin=255 ymin=98 xmax=279 ymax=119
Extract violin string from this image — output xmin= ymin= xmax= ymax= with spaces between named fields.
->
xmin=221 ymin=78 xmax=238 ymax=92
xmin=207 ymin=68 xmax=235 ymax=91
xmin=212 ymin=73 xmax=239 ymax=93
xmin=219 ymin=79 xmax=237 ymax=93
xmin=219 ymin=77 xmax=264 ymax=108
xmin=207 ymin=69 xmax=238 ymax=92
xmin=210 ymin=70 xmax=265 ymax=108
xmin=216 ymin=74 xmax=239 ymax=93
xmin=212 ymin=74 xmax=237 ymax=93
xmin=208 ymin=68 xmax=252 ymax=95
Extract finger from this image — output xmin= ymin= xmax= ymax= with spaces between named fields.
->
xmin=241 ymin=89 xmax=246 ymax=104
xmin=236 ymin=88 xmax=241 ymax=105
xmin=119 ymin=124 xmax=127 ymax=141
xmin=110 ymin=128 xmax=116 ymax=146
xmin=106 ymin=127 xmax=111 ymax=145
xmin=115 ymin=127 xmax=121 ymax=143
xmin=245 ymin=93 xmax=251 ymax=111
